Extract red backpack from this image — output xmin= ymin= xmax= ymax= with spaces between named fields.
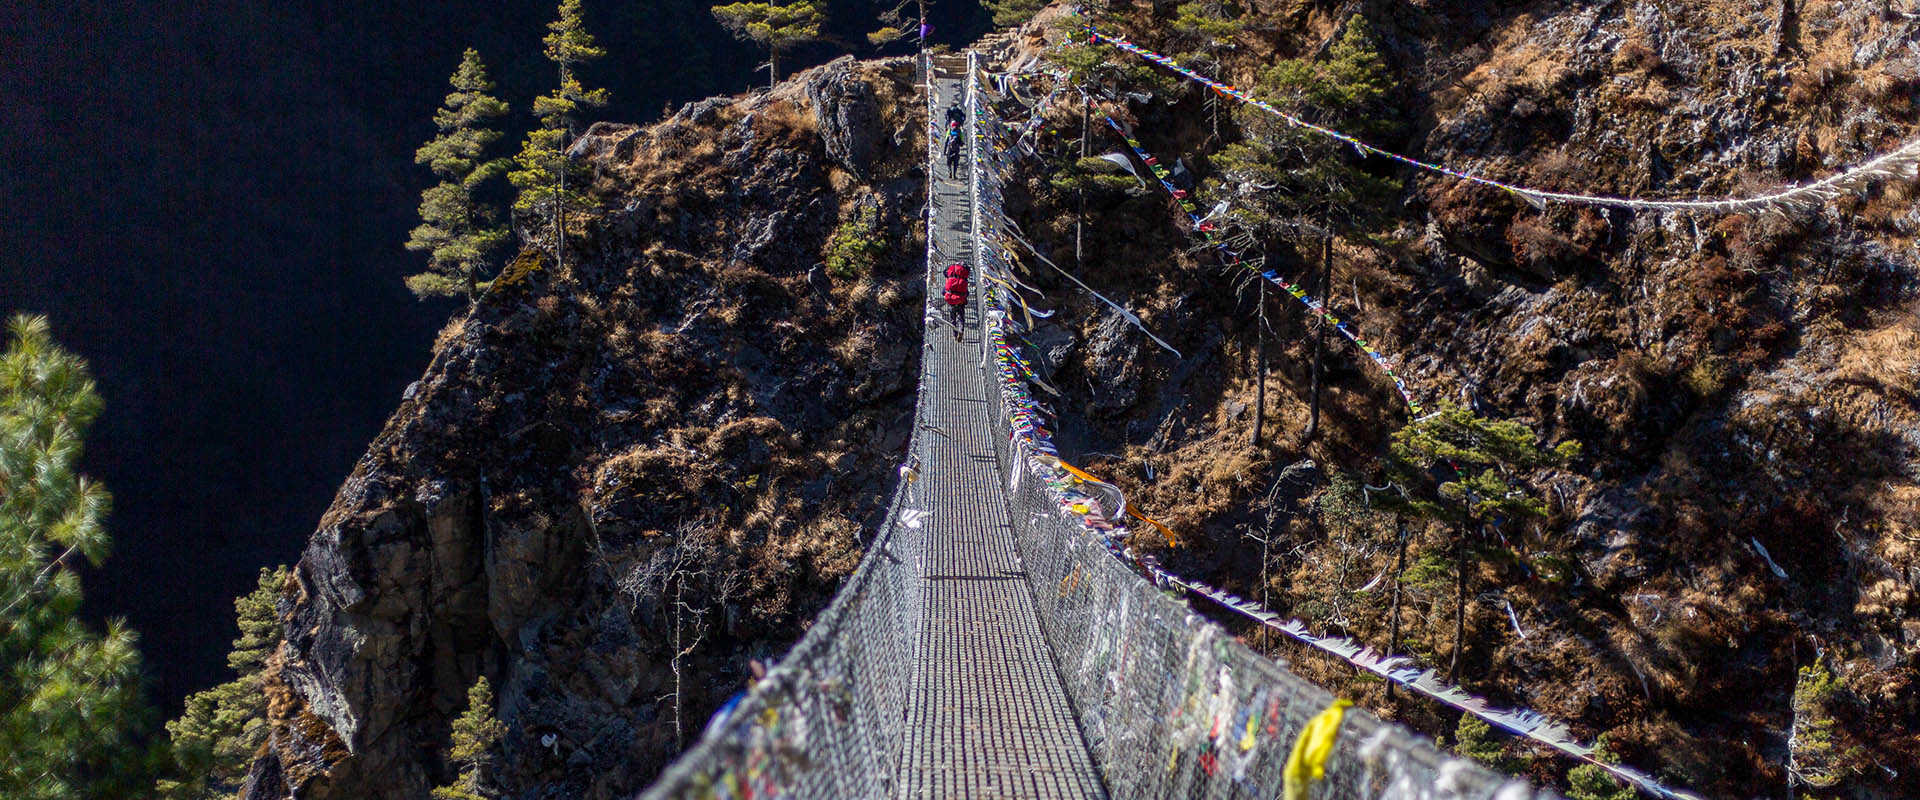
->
xmin=945 ymin=263 xmax=969 ymax=280
xmin=943 ymin=290 xmax=966 ymax=307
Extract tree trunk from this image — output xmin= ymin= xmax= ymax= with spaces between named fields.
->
xmin=670 ymin=577 xmax=684 ymax=749
xmin=1076 ymin=93 xmax=1089 ymax=269
xmin=1387 ymin=516 xmax=1408 ymax=703
xmin=770 ymin=48 xmax=780 ymax=90
xmin=1449 ymin=533 xmax=1467 ymax=681
xmin=1305 ymin=232 xmax=1330 ymax=440
xmin=463 ymin=204 xmax=479 ymax=303
xmin=1252 ymin=280 xmax=1266 ymax=446
xmin=554 ymin=65 xmax=568 ymax=274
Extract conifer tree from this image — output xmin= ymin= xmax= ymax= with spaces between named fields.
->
xmin=710 ymin=1 xmax=823 ymax=89
xmin=1565 ymin=739 xmax=1637 ymax=800
xmin=1167 ymin=1 xmax=1245 ymax=61
xmin=868 ymin=0 xmax=930 ymax=50
xmin=981 ymin=0 xmax=1044 ymax=28
xmin=1206 ymin=16 xmax=1397 ymax=439
xmin=406 ymin=48 xmax=510 ymax=301
xmin=432 ymin=677 xmax=506 ymax=800
xmin=509 ymin=0 xmax=609 ymax=271
xmin=1378 ymin=401 xmax=1578 ymax=679
xmin=1209 ymin=15 xmax=1399 ymax=231
xmin=1451 ymin=714 xmax=1526 ymax=774
xmin=156 ymin=566 xmax=289 ymax=800
xmin=0 ymin=314 xmax=154 ymax=799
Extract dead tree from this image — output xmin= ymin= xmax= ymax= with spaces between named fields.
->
xmin=621 ymin=519 xmax=739 ymax=749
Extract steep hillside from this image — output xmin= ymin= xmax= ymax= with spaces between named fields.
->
xmin=987 ymin=1 xmax=1918 ymax=795
xmin=241 ymin=57 xmax=927 ymax=799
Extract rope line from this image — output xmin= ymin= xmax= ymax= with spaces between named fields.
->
xmin=1095 ymin=110 xmax=1426 ymax=414
xmin=1087 ymin=28 xmax=1920 ymax=213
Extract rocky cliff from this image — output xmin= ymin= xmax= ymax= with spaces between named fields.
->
xmin=242 ymin=56 xmax=926 ymax=799
xmin=989 ymin=1 xmax=1918 ymax=795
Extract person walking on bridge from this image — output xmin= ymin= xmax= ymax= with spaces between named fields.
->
xmin=943 ymin=121 xmax=963 ymax=179
xmin=944 ymin=101 xmax=965 ymax=128
xmin=942 ymin=261 xmax=969 ymax=339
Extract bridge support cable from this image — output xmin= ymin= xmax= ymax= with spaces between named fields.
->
xmin=1083 ymin=25 xmax=1920 ymax=214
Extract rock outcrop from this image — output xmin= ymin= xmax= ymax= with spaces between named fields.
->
xmin=244 ymin=57 xmax=925 ymax=799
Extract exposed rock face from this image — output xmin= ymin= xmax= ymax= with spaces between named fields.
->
xmin=808 ymin=56 xmax=883 ymax=178
xmin=990 ymin=2 xmax=1919 ymax=795
xmin=244 ymin=57 xmax=925 ymax=799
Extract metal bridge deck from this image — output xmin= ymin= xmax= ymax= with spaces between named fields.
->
xmin=892 ymin=64 xmax=1106 ymax=800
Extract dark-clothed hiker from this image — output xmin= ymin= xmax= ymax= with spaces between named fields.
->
xmin=945 ymin=102 xmax=965 ymax=127
xmin=942 ymin=262 xmax=969 ymax=338
xmin=944 ymin=129 xmax=963 ymax=179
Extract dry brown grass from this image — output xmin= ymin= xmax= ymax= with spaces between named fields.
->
xmin=756 ymin=98 xmax=815 ymax=143
xmin=1833 ymin=321 xmax=1920 ymax=396
xmin=1788 ymin=41 xmax=1856 ymax=105
xmin=831 ymin=327 xmax=876 ymax=368
xmin=1612 ymin=38 xmax=1661 ymax=73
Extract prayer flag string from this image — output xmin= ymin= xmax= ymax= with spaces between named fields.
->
xmin=1084 ymin=27 xmax=1920 ymax=214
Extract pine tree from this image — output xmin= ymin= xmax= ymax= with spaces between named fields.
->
xmin=432 ymin=677 xmax=506 ymax=800
xmin=0 ymin=314 xmax=155 ymax=799
xmin=1379 ymin=401 xmax=1578 ymax=679
xmin=867 ymin=0 xmax=929 ymax=50
xmin=509 ymin=0 xmax=609 ymax=271
xmin=406 ymin=49 xmax=510 ymax=301
xmin=156 ymin=566 xmax=289 ymax=800
xmin=1167 ymin=1 xmax=1245 ymax=60
xmin=1208 ymin=16 xmax=1399 ymax=234
xmin=710 ymin=2 xmax=824 ymax=89
xmin=981 ymin=0 xmax=1044 ymax=28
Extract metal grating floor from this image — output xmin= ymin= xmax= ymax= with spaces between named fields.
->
xmin=891 ymin=66 xmax=1107 ymax=800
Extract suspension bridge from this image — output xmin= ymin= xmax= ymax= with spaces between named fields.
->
xmin=633 ymin=50 xmax=1559 ymax=800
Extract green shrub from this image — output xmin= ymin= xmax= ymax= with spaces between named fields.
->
xmin=1452 ymin=715 xmax=1525 ymax=773
xmin=1565 ymin=737 xmax=1637 ymax=800
xmin=1788 ymin=657 xmax=1847 ymax=789
xmin=824 ymin=203 xmax=888 ymax=279
xmin=1681 ymin=357 xmax=1728 ymax=398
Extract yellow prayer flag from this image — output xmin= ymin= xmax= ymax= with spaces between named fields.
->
xmin=1282 ymin=699 xmax=1352 ymax=800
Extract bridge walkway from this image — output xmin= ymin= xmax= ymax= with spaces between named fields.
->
xmin=889 ymin=59 xmax=1106 ymax=800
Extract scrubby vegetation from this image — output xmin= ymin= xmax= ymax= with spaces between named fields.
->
xmin=988 ymin=1 xmax=1920 ymax=795
xmin=823 ymin=200 xmax=889 ymax=279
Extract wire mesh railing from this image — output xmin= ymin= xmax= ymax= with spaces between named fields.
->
xmin=967 ymin=52 xmax=1555 ymax=800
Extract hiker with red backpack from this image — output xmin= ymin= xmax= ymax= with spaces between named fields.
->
xmin=942 ymin=262 xmax=969 ymax=339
